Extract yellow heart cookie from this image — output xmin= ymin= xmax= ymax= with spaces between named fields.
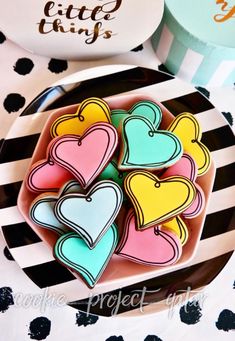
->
xmin=168 ymin=113 xmax=211 ymax=175
xmin=125 ymin=171 xmax=196 ymax=229
xmin=50 ymin=97 xmax=111 ymax=137
xmin=160 ymin=216 xmax=189 ymax=246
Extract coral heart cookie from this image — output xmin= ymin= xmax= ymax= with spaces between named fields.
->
xmin=55 ymin=180 xmax=123 ymax=248
xmin=29 ymin=180 xmax=84 ymax=235
xmin=168 ymin=113 xmax=211 ymax=175
xmin=111 ymin=100 xmax=162 ymax=130
xmin=124 ymin=170 xmax=196 ymax=229
xmin=51 ymin=122 xmax=118 ymax=188
xmin=26 ymin=139 xmax=74 ymax=193
xmin=50 ymin=97 xmax=111 ymax=137
xmin=116 ymin=210 xmax=182 ymax=266
xmin=160 ymin=153 xmax=205 ymax=218
xmin=119 ymin=116 xmax=182 ymax=170
xmin=160 ymin=216 xmax=188 ymax=246
xmin=54 ymin=224 xmax=118 ymax=288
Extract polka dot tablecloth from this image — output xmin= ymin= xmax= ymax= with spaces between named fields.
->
xmin=0 ymin=30 xmax=235 ymax=341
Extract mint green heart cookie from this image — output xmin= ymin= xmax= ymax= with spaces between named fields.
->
xmin=98 ymin=158 xmax=128 ymax=188
xmin=119 ymin=116 xmax=183 ymax=169
xmin=111 ymin=100 xmax=162 ymax=130
xmin=55 ymin=180 xmax=123 ymax=248
xmin=54 ymin=225 xmax=118 ymax=288
xmin=29 ymin=180 xmax=84 ymax=235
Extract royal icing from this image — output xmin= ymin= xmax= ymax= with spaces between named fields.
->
xmin=50 ymin=97 xmax=111 ymax=137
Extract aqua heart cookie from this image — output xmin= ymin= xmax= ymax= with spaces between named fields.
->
xmin=55 ymin=180 xmax=123 ymax=248
xmin=124 ymin=170 xmax=196 ymax=229
xmin=98 ymin=158 xmax=128 ymax=189
xmin=29 ymin=180 xmax=84 ymax=235
xmin=54 ymin=225 xmax=118 ymax=288
xmin=116 ymin=210 xmax=182 ymax=266
xmin=168 ymin=113 xmax=211 ymax=175
xmin=26 ymin=139 xmax=74 ymax=193
xmin=119 ymin=116 xmax=182 ymax=170
xmin=51 ymin=122 xmax=118 ymax=188
xmin=160 ymin=153 xmax=205 ymax=218
xmin=50 ymin=97 xmax=111 ymax=137
xmin=111 ymin=100 xmax=162 ymax=130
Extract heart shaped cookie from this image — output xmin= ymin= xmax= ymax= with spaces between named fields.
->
xmin=116 ymin=210 xmax=182 ymax=266
xmin=168 ymin=113 xmax=211 ymax=175
xmin=119 ymin=116 xmax=182 ymax=170
xmin=55 ymin=180 xmax=123 ymax=248
xmin=111 ymin=100 xmax=162 ymax=130
xmin=51 ymin=122 xmax=118 ymax=188
xmin=160 ymin=153 xmax=205 ymax=218
xmin=50 ymin=97 xmax=111 ymax=137
xmin=54 ymin=225 xmax=118 ymax=288
xmin=160 ymin=216 xmax=188 ymax=246
xmin=26 ymin=139 xmax=74 ymax=193
xmin=29 ymin=180 xmax=84 ymax=235
xmin=98 ymin=158 xmax=128 ymax=188
xmin=124 ymin=170 xmax=196 ymax=229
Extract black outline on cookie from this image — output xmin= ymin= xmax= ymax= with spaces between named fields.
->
xmin=120 ymin=116 xmax=182 ymax=169
xmin=168 ymin=113 xmax=211 ymax=175
xmin=54 ymin=225 xmax=118 ymax=288
xmin=55 ymin=180 xmax=123 ymax=249
xmin=124 ymin=170 xmax=196 ymax=229
xmin=51 ymin=123 xmax=118 ymax=188
xmin=116 ymin=210 xmax=181 ymax=265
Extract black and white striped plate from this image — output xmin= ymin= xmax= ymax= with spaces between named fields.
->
xmin=0 ymin=65 xmax=234 ymax=316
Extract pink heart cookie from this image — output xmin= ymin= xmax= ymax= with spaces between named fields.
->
xmin=116 ymin=209 xmax=182 ymax=266
xmin=26 ymin=140 xmax=74 ymax=193
xmin=160 ymin=153 xmax=205 ymax=218
xmin=51 ymin=122 xmax=118 ymax=188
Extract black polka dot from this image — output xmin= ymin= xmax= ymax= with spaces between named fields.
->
xmin=233 ymin=281 xmax=235 ymax=289
xmin=0 ymin=31 xmax=6 ymax=44
xmin=13 ymin=58 xmax=34 ymax=75
xmin=195 ymin=86 xmax=210 ymax=99
xmin=0 ymin=287 xmax=14 ymax=313
xmin=75 ymin=311 xmax=99 ymax=327
xmin=3 ymin=246 xmax=15 ymax=261
xmin=3 ymin=93 xmax=26 ymax=113
xmin=105 ymin=337 xmax=124 ymax=341
xmin=28 ymin=317 xmax=51 ymax=340
xmin=48 ymin=59 xmax=68 ymax=74
xmin=158 ymin=64 xmax=174 ymax=76
xmin=215 ymin=309 xmax=235 ymax=332
xmin=179 ymin=300 xmax=202 ymax=325
xmin=222 ymin=112 xmax=233 ymax=126
xmin=131 ymin=44 xmax=144 ymax=52
xmin=144 ymin=336 xmax=163 ymax=341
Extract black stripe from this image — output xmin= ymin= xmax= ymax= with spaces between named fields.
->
xmin=201 ymin=208 xmax=235 ymax=240
xmin=0 ymin=182 xmax=22 ymax=208
xmin=213 ymin=163 xmax=235 ymax=192
xmin=201 ymin=126 xmax=235 ymax=152
xmin=2 ymin=222 xmax=41 ymax=248
xmin=23 ymin=261 xmax=75 ymax=288
xmin=21 ymin=67 xmax=174 ymax=116
xmin=0 ymin=134 xmax=40 ymax=163
xmin=162 ymin=92 xmax=214 ymax=116
xmin=68 ymin=251 xmax=233 ymax=316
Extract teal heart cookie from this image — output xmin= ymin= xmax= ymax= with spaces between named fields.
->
xmin=119 ymin=116 xmax=183 ymax=170
xmin=29 ymin=180 xmax=84 ymax=235
xmin=111 ymin=100 xmax=162 ymax=130
xmin=98 ymin=158 xmax=128 ymax=188
xmin=54 ymin=225 xmax=118 ymax=288
xmin=55 ymin=180 xmax=123 ymax=248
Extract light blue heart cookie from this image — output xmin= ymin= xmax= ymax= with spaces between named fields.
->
xmin=55 ymin=180 xmax=123 ymax=248
xmin=54 ymin=225 xmax=118 ymax=288
xmin=119 ymin=116 xmax=183 ymax=169
xmin=29 ymin=180 xmax=84 ymax=235
xmin=111 ymin=100 xmax=162 ymax=130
